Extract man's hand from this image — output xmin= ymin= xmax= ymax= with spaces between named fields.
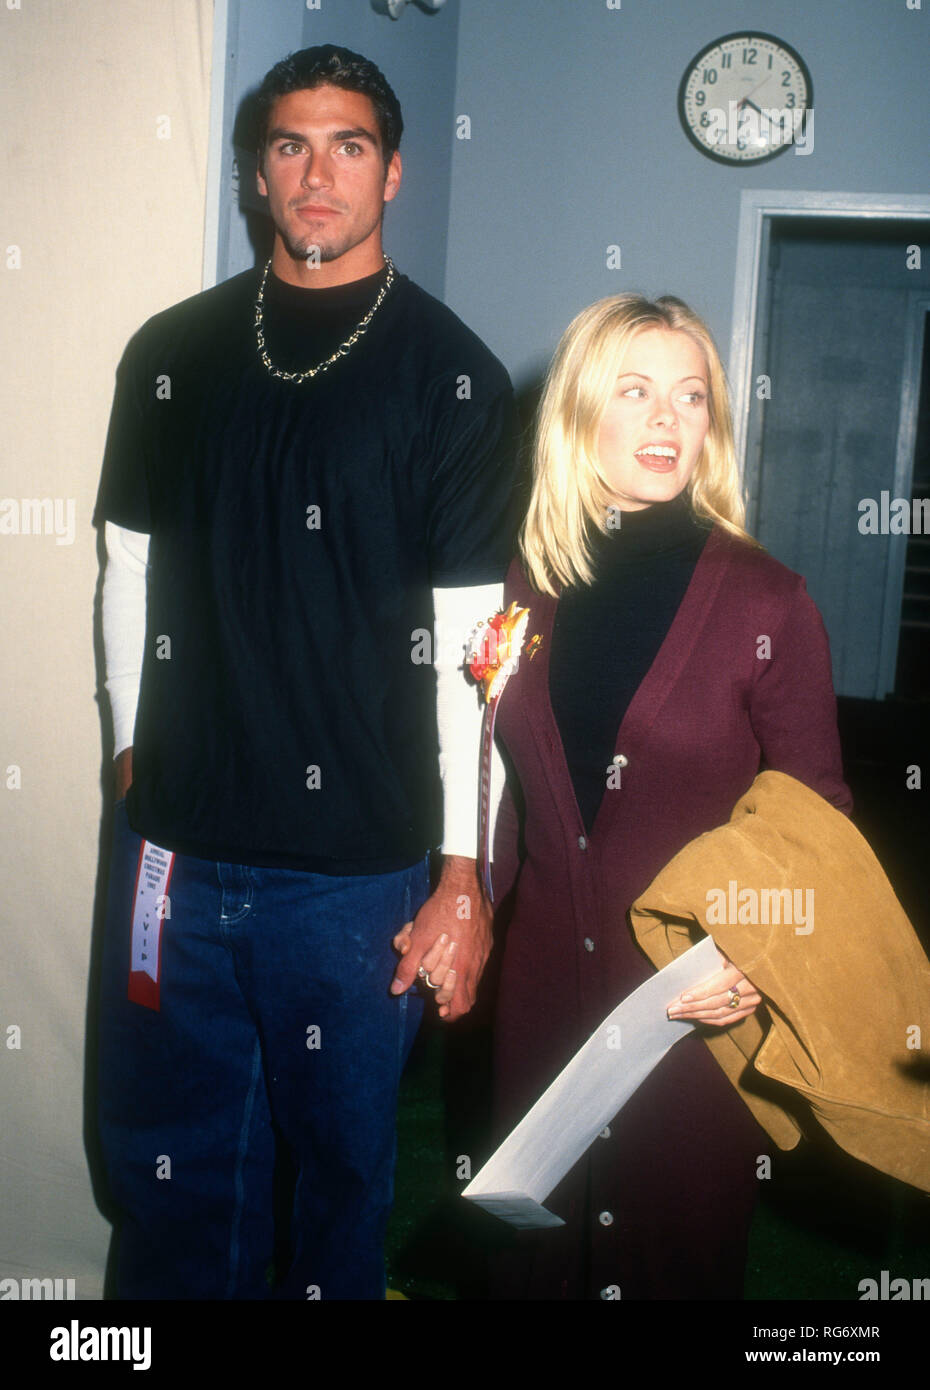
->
xmin=666 ymin=948 xmax=761 ymax=1027
xmin=114 ymin=747 xmax=133 ymax=801
xmin=390 ymin=855 xmax=492 ymax=1021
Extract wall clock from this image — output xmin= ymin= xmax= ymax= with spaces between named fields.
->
xmin=678 ymin=32 xmax=812 ymax=164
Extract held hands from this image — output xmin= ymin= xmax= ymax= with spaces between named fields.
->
xmin=667 ymin=947 xmax=761 ymax=1027
xmin=390 ymin=855 xmax=492 ymax=1022
xmin=392 ymin=925 xmax=458 ymax=1014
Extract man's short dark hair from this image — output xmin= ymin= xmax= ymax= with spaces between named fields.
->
xmin=255 ymin=45 xmax=403 ymax=167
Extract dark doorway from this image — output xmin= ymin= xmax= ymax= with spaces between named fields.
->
xmin=744 ymin=216 xmax=930 ymax=700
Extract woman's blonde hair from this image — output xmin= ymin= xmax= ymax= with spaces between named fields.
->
xmin=519 ymin=293 xmax=756 ymax=594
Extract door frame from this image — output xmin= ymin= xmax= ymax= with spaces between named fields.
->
xmin=881 ymin=291 xmax=930 ymax=692
xmin=729 ymin=191 xmax=930 ymax=698
xmin=729 ymin=191 xmax=930 ymax=474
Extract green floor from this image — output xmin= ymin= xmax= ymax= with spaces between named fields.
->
xmin=385 ymin=1020 xmax=930 ymax=1301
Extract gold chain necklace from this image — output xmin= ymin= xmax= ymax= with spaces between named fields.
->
xmin=254 ymin=256 xmax=395 ymax=384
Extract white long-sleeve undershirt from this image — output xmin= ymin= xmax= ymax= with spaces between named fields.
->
xmin=100 ymin=521 xmax=502 ymax=859
xmin=432 ymin=580 xmax=503 ymax=858
xmin=102 ymin=521 xmax=149 ymax=757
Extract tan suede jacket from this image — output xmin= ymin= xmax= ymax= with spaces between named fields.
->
xmin=630 ymin=771 xmax=930 ymax=1193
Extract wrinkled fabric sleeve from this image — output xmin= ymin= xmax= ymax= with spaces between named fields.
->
xmin=102 ymin=522 xmax=149 ymax=756
xmin=426 ymin=379 xmax=521 ymax=587
xmin=433 ymin=581 xmax=502 ymax=858
xmin=94 ymin=331 xmax=152 ymax=533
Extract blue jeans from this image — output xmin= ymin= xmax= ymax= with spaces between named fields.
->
xmin=98 ymin=802 xmax=428 ymax=1300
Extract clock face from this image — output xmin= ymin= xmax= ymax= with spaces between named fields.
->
xmin=679 ymin=32 xmax=812 ymax=164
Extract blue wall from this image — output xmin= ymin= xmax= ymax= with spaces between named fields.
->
xmin=214 ymin=0 xmax=305 ymax=286
xmin=214 ymin=0 xmax=929 ymax=387
xmin=444 ymin=0 xmax=930 ymax=388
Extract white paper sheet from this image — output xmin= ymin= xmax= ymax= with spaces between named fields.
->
xmin=462 ymin=935 xmax=720 ymax=1227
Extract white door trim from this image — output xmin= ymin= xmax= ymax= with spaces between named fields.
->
xmin=729 ymin=191 xmax=930 ymax=476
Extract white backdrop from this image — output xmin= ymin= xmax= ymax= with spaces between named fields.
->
xmin=0 ymin=0 xmax=213 ymax=1299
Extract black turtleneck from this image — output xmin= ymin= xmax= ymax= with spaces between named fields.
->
xmin=549 ymin=495 xmax=711 ymax=832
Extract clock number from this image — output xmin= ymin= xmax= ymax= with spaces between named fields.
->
xmin=781 ymin=70 xmax=792 ymax=87
xmin=695 ymin=90 xmax=706 ymax=106
xmin=721 ymin=52 xmax=732 ymax=69
xmin=743 ymin=47 xmax=757 ymax=65
xmin=767 ymin=54 xmax=773 ymax=69
xmin=785 ymin=92 xmax=796 ymax=108
xmin=703 ymin=67 xmax=717 ymax=84
xmin=700 ymin=112 xmax=710 ymax=127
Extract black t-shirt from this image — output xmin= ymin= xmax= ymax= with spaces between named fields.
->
xmin=95 ymin=264 xmax=519 ymax=872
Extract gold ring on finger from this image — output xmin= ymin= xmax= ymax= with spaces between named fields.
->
xmin=727 ymin=988 xmax=741 ymax=1009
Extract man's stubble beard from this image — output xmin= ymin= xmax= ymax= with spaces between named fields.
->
xmin=279 ymin=227 xmax=347 ymax=265
xmin=275 ymin=206 xmax=386 ymax=268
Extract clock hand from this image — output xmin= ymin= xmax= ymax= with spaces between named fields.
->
xmin=740 ymin=98 xmax=783 ymax=128
xmin=735 ymin=98 xmax=786 ymax=147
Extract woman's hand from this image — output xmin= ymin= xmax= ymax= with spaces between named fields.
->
xmin=666 ymin=948 xmax=761 ymax=1027
xmin=392 ymin=923 xmax=459 ymax=1012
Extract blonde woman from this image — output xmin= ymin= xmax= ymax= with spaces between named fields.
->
xmin=488 ymin=294 xmax=851 ymax=1300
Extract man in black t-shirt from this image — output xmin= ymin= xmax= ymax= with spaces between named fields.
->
xmin=95 ymin=45 xmax=517 ymax=1300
